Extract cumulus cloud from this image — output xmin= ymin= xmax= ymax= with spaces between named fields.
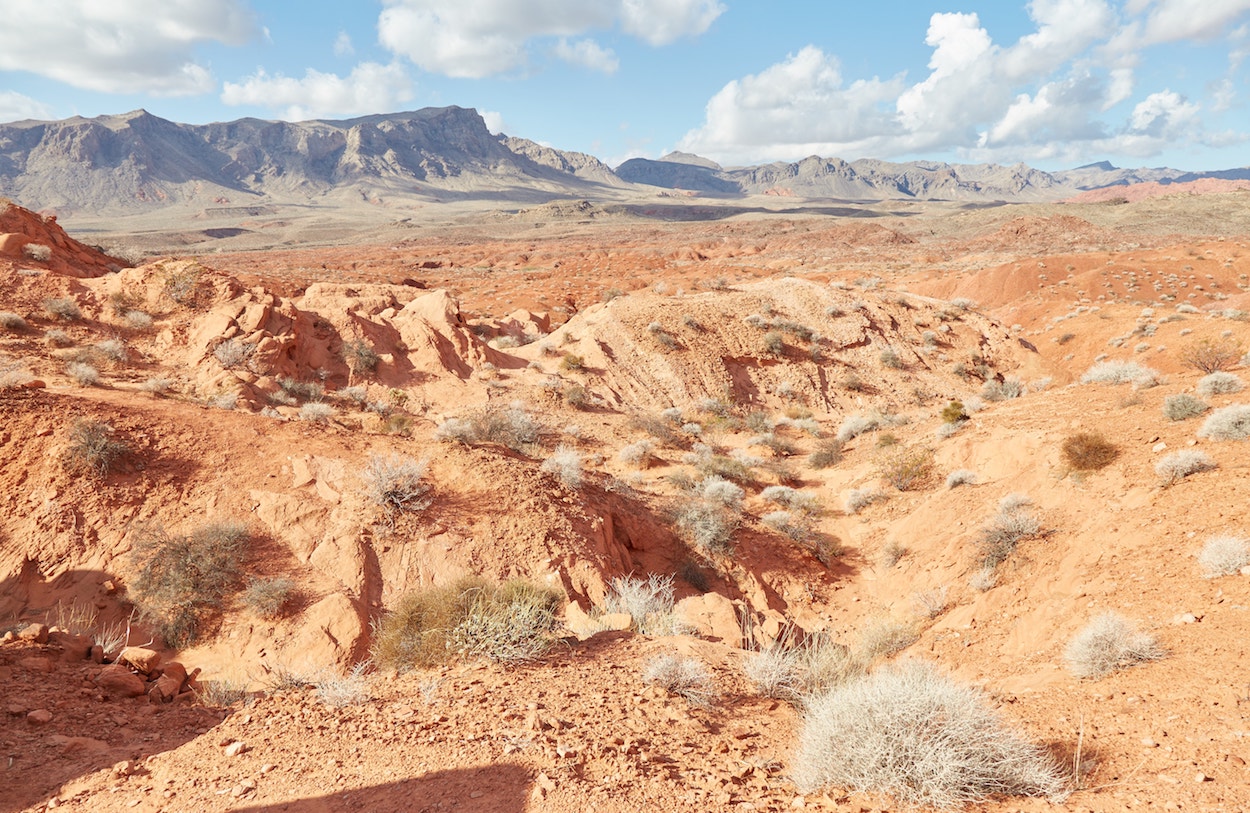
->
xmin=377 ymin=0 xmax=722 ymax=78
xmin=0 ymin=0 xmax=256 ymax=95
xmin=681 ymin=1 xmax=1249 ymax=165
xmin=221 ymin=62 xmax=414 ymax=121
xmin=553 ymin=38 xmax=620 ymax=73
xmin=0 ymin=91 xmax=54 ymax=123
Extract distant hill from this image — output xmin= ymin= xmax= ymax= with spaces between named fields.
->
xmin=0 ymin=106 xmax=1245 ymax=219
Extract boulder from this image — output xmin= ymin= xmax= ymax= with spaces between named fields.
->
xmin=95 ymin=664 xmax=146 ymax=698
xmin=17 ymin=623 xmax=48 ymax=644
xmin=119 ymin=647 xmax=161 ymax=674
xmin=674 ymin=593 xmax=741 ymax=645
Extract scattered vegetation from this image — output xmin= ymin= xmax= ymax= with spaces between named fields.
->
xmin=213 ymin=339 xmax=252 ymax=369
xmin=44 ymin=297 xmax=81 ymax=321
xmin=1060 ymin=432 xmax=1119 ymax=471
xmin=618 ymin=439 xmax=655 ymax=468
xmin=129 ymin=521 xmax=252 ymax=648
xmin=946 ymin=469 xmax=977 ymax=489
xmin=0 ymin=312 xmax=27 ymax=331
xmin=981 ymin=377 xmax=1023 ymax=401
xmin=1198 ymin=535 xmax=1249 ymax=578
xmin=877 ymin=445 xmax=935 ymax=491
xmin=314 ymin=663 xmax=372 ymax=708
xmin=792 ymin=661 xmax=1064 ymax=807
xmin=976 ymin=495 xmax=1043 ymax=569
xmin=845 ymin=488 xmax=887 ymax=515
xmin=1080 ymin=360 xmax=1157 ymax=385
xmin=372 ymin=578 xmax=563 ymax=670
xmin=1064 ymin=612 xmax=1163 ymax=679
xmin=63 ymin=418 xmax=129 ymax=477
xmin=342 ymin=339 xmax=380 ymax=376
xmin=298 ymin=402 xmax=335 ymax=423
xmin=743 ymin=628 xmax=862 ymax=702
xmin=1155 ymin=449 xmax=1217 ymax=484
xmin=808 ymin=437 xmax=843 ymax=469
xmin=541 ymin=445 xmax=584 ymax=488
xmin=1162 ymin=393 xmax=1209 ymax=421
xmin=241 ymin=577 xmax=298 ymax=619
xmin=941 ymin=400 xmax=968 ymax=424
xmin=857 ymin=617 xmax=919 ymax=660
xmin=435 ymin=403 xmax=542 ymax=452
xmin=23 ymin=243 xmax=51 ymax=262
xmin=673 ymin=496 xmax=739 ymax=554
xmin=600 ymin=574 xmax=682 ymax=636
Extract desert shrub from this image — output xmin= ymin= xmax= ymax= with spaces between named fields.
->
xmin=129 ymin=521 xmax=252 ymax=647
xmin=879 ymin=348 xmax=904 ymax=369
xmin=1197 ymin=534 xmax=1250 ymax=578
xmin=23 ymin=243 xmax=51 ymax=262
xmin=1080 ymin=360 xmax=1157 ymax=385
xmin=792 ymin=661 xmax=1065 ymax=806
xmin=342 ymin=339 xmax=380 ymax=375
xmin=601 ymin=574 xmax=682 ymax=635
xmin=277 ymin=377 xmax=324 ymax=402
xmin=941 ymin=400 xmax=968 ymax=424
xmin=698 ymin=475 xmax=744 ymax=508
xmin=743 ymin=629 xmax=861 ymax=702
xmin=981 ymin=377 xmax=1023 ymax=401
xmin=673 ymin=497 xmax=739 ymax=554
xmin=563 ymin=383 xmax=589 ymax=408
xmin=837 ymin=414 xmax=880 ymax=442
xmin=0 ymin=312 xmax=27 ymax=331
xmin=844 ymin=488 xmax=886 ymax=515
xmin=0 ymin=356 xmax=31 ymax=389
xmin=1064 ymin=612 xmax=1163 ymax=679
xmin=372 ymin=577 xmax=562 ymax=670
xmin=1179 ymin=336 xmax=1243 ymax=373
xmin=946 ymin=469 xmax=977 ymax=489
xmin=1197 ymin=404 xmax=1250 ymax=440
xmin=242 ymin=577 xmax=298 ymax=619
xmin=686 ymin=445 xmax=754 ymax=484
xmin=949 ymin=297 xmax=977 ymax=311
xmin=969 ymin=566 xmax=998 ymax=592
xmin=877 ymin=446 xmax=935 ymax=491
xmin=560 ymin=352 xmax=584 ymax=371
xmin=213 ymin=339 xmax=251 ymax=369
xmin=95 ymin=338 xmax=127 ymax=363
xmin=857 ymin=617 xmax=919 ymax=660
xmin=362 ymin=453 xmax=431 ymax=515
xmin=627 ymin=413 xmax=685 ymax=448
xmin=314 ymin=663 xmax=372 ymax=708
xmin=760 ymin=485 xmax=820 ymax=515
xmin=618 ymin=439 xmax=655 ymax=468
xmin=124 ymin=310 xmax=153 ymax=330
xmin=44 ymin=328 xmax=72 ymax=347
xmin=913 ymin=586 xmax=950 ymax=618
xmin=1155 ymin=449 xmax=1216 ymax=484
xmin=808 ymin=437 xmax=843 ymax=469
xmin=445 ymin=403 xmax=542 ymax=451
xmin=44 ymin=297 xmax=81 ymax=321
xmin=298 ymin=402 xmax=335 ymax=423
xmin=64 ymin=418 xmax=129 ymax=477
xmin=977 ymin=495 xmax=1042 ymax=569
xmin=139 ymin=377 xmax=173 ymax=395
xmin=541 ymin=445 xmax=583 ymax=488
xmin=1163 ymin=393 xmax=1209 ymax=421
xmin=642 ymin=654 xmax=715 ymax=705
xmin=1197 ymin=371 xmax=1245 ymax=396
xmin=762 ymin=331 xmax=786 ymax=356
xmin=761 ymin=509 xmax=810 ymax=541
xmin=1061 ymin=432 xmax=1119 ymax=471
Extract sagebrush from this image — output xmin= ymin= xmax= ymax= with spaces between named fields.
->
xmin=1064 ymin=612 xmax=1163 ymax=679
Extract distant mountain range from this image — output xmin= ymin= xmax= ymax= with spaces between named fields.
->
xmin=0 ymin=106 xmax=1246 ymax=217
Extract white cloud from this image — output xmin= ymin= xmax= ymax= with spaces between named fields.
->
xmin=681 ymin=1 xmax=1247 ymax=166
xmin=480 ymin=110 xmax=507 ymax=134
xmin=334 ymin=31 xmax=355 ymax=57
xmin=221 ymin=62 xmax=414 ymax=121
xmin=377 ymin=0 xmax=722 ymax=78
xmin=0 ymin=0 xmax=256 ymax=95
xmin=0 ymin=91 xmax=54 ymax=123
xmin=553 ymin=38 xmax=620 ymax=73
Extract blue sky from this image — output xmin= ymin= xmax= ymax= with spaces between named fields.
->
xmin=0 ymin=1 xmax=1247 ymax=171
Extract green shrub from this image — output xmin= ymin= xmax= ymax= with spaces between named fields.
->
xmin=793 ymin=661 xmax=1065 ymax=806
xmin=130 ymin=521 xmax=252 ymax=647
xmin=941 ymin=400 xmax=968 ymax=424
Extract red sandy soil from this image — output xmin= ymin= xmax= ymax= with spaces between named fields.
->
xmin=3 ymin=197 xmax=1250 ymax=812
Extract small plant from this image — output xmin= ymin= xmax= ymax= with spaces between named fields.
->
xmin=1080 ymin=360 xmax=1158 ymax=385
xmin=298 ymin=402 xmax=335 ymax=423
xmin=1198 ymin=404 xmax=1250 ymax=440
xmin=845 ymin=488 xmax=886 ymax=515
xmin=213 ymin=339 xmax=251 ymax=369
xmin=0 ymin=312 xmax=27 ymax=331
xmin=314 ymin=662 xmax=372 ymax=708
xmin=241 ymin=577 xmax=298 ymax=619
xmin=560 ymin=352 xmax=585 ymax=371
xmin=1064 ymin=612 xmax=1163 ymax=678
xmin=969 ymin=566 xmax=998 ymax=592
xmin=45 ymin=328 xmax=72 ymax=347
xmin=1155 ymin=449 xmax=1216 ymax=484
xmin=64 ymin=418 xmax=129 ymax=477
xmin=130 ymin=521 xmax=252 ymax=648
xmin=1197 ymin=534 xmax=1250 ymax=577
xmin=618 ymin=439 xmax=655 ymax=468
xmin=941 ymin=401 xmax=968 ymax=424
xmin=642 ymin=654 xmax=715 ymax=705
xmin=837 ymin=414 xmax=880 ymax=442
xmin=879 ymin=348 xmax=904 ymax=369
xmin=541 ymin=445 xmax=583 ymax=488
xmin=95 ymin=338 xmax=127 ymax=363
xmin=808 ymin=437 xmax=843 ymax=469
xmin=600 ymin=574 xmax=682 ymax=635
xmin=362 ymin=453 xmax=431 ymax=515
xmin=1061 ymin=432 xmax=1119 ymax=471
xmin=140 ymin=377 xmax=173 ymax=395
xmin=44 ymin=297 xmax=81 ymax=321
xmin=946 ymin=469 xmax=977 ymax=489
xmin=981 ymin=377 xmax=1024 ymax=401
xmin=436 ymin=404 xmax=542 ymax=452
xmin=762 ymin=331 xmax=786 ymax=356
xmin=977 ymin=495 xmax=1042 ymax=569
xmin=1163 ymin=393 xmax=1209 ymax=421
xmin=877 ymin=446 xmax=935 ymax=491
xmin=699 ymin=475 xmax=744 ymax=508
xmin=196 ymin=679 xmax=249 ymax=707
xmin=23 ymin=243 xmax=51 ymax=262
xmin=673 ymin=497 xmax=739 ymax=554
xmin=743 ymin=628 xmax=862 ymax=702
xmin=1179 ymin=336 xmax=1243 ymax=373
xmin=912 ymin=586 xmax=950 ymax=618
xmin=342 ymin=339 xmax=380 ymax=376
xmin=1197 ymin=371 xmax=1245 ymax=396
xmin=792 ymin=661 xmax=1065 ymax=807
xmin=124 ymin=310 xmax=154 ymax=330
xmin=857 ymin=617 xmax=919 ymax=660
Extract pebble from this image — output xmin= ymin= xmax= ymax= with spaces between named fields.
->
xmin=26 ymin=709 xmax=53 ymax=725
xmin=223 ymin=740 xmax=247 ymax=757
xmin=1141 ymin=738 xmax=1158 ymax=748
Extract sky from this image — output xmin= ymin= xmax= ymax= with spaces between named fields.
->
xmin=0 ymin=0 xmax=1247 ymax=171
